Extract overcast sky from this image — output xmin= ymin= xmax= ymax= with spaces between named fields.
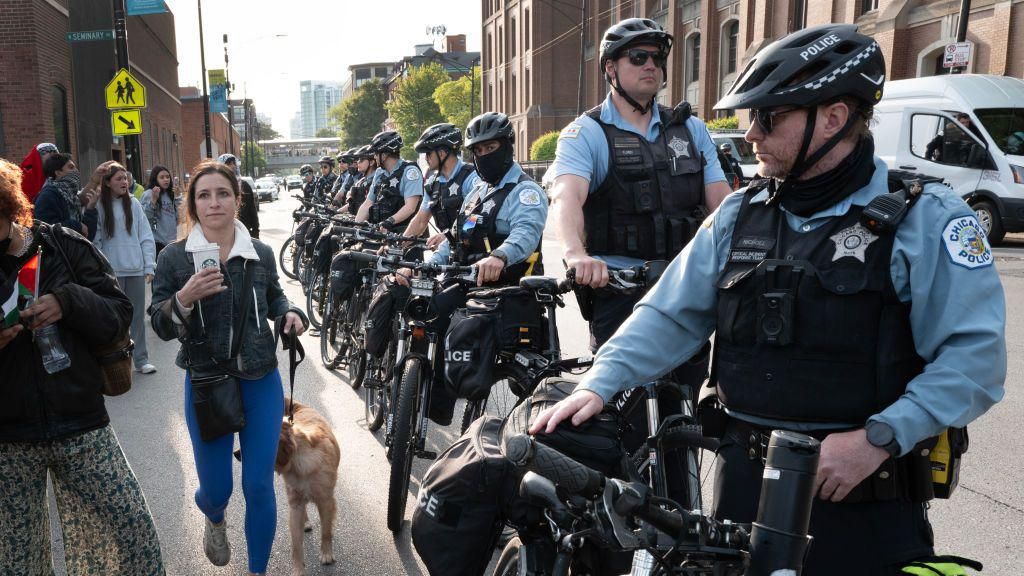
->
xmin=166 ymin=0 xmax=482 ymax=135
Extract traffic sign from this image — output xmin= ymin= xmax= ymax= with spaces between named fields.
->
xmin=66 ymin=30 xmax=114 ymax=42
xmin=112 ymin=110 xmax=143 ymax=136
xmin=943 ymin=42 xmax=971 ymax=69
xmin=105 ymin=68 xmax=147 ymax=110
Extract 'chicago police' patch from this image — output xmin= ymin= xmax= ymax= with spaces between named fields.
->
xmin=519 ymin=189 xmax=542 ymax=206
xmin=942 ymin=215 xmax=993 ymax=269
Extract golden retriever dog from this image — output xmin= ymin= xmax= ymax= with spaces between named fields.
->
xmin=276 ymin=399 xmax=341 ymax=576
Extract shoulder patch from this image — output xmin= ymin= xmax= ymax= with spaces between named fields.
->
xmin=560 ymin=123 xmax=582 ymax=139
xmin=942 ymin=215 xmax=993 ymax=269
xmin=406 ymin=167 xmax=420 ymax=181
xmin=519 ymin=188 xmax=542 ymax=206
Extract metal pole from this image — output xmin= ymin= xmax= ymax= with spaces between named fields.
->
xmin=198 ymin=0 xmax=213 ymax=158
xmin=224 ymin=34 xmax=234 ymax=155
xmin=576 ymin=0 xmax=586 ymax=115
xmin=112 ymin=0 xmax=141 ymax=181
xmin=952 ymin=0 xmax=972 ymax=74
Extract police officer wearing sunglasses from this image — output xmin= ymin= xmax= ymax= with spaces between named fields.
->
xmin=533 ymin=24 xmax=1005 ymax=575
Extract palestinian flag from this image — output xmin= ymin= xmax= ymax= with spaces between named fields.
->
xmin=1 ymin=254 xmax=39 ymax=328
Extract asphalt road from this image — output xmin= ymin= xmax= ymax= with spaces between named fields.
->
xmin=49 ymin=197 xmax=1024 ymax=575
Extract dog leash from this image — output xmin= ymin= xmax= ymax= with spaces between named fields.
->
xmin=275 ymin=318 xmax=305 ymax=424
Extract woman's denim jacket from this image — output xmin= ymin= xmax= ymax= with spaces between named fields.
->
xmin=149 ymin=230 xmax=305 ymax=379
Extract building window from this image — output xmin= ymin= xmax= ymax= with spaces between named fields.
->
xmin=792 ymin=0 xmax=807 ymax=31
xmin=511 ymin=17 xmax=517 ymax=57
xmin=859 ymin=0 xmax=878 ymax=15
xmin=689 ymin=35 xmax=701 ymax=83
xmin=650 ymin=0 xmax=669 ymax=28
xmin=525 ymin=10 xmax=531 ymax=49
xmin=486 ymin=32 xmax=493 ymax=68
xmin=375 ymin=67 xmax=389 ymax=77
xmin=679 ymin=0 xmax=700 ymax=22
xmin=51 ymin=85 xmax=70 ymax=154
xmin=726 ymin=21 xmax=738 ymax=74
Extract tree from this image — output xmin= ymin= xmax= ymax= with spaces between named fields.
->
xmin=529 ymin=131 xmax=560 ymax=161
xmin=433 ymin=66 xmax=481 ymax=129
xmin=254 ymin=117 xmax=281 ymax=140
xmin=315 ymin=127 xmax=336 ymax=138
xmin=385 ymin=63 xmax=449 ymax=159
xmin=240 ymin=144 xmax=266 ymax=176
xmin=330 ymin=80 xmax=387 ymax=149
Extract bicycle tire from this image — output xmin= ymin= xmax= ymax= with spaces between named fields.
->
xmin=320 ymin=297 xmax=349 ymax=369
xmin=306 ymin=271 xmax=326 ymax=329
xmin=278 ymin=236 xmax=298 ymax=280
xmin=346 ymin=289 xmax=370 ymax=389
xmin=386 ymin=357 xmax=421 ymax=533
xmin=461 ymin=362 xmax=529 ymax=434
xmin=364 ymin=352 xmax=387 ymax=431
xmin=491 ymin=536 xmax=522 ymax=576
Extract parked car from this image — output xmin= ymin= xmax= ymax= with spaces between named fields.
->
xmin=286 ymin=175 xmax=303 ymax=190
xmin=254 ymin=178 xmax=279 ymax=202
xmin=873 ymin=74 xmax=1024 ymax=244
xmin=711 ymin=130 xmax=758 ymax=181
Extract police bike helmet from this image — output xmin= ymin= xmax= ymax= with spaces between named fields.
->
xmin=318 ymin=155 xmax=335 ymax=168
xmin=414 ymin=123 xmax=463 ymax=153
xmin=714 ymin=23 xmax=885 ymax=187
xmin=336 ymin=149 xmax=353 ymax=164
xmin=354 ymin=144 xmax=374 ymax=160
xmin=465 ymin=112 xmax=514 ymax=148
xmin=720 ymin=142 xmax=733 ymax=152
xmin=299 ymin=164 xmax=314 ymax=175
xmin=370 ymin=130 xmax=403 ymax=156
xmin=599 ymin=18 xmax=673 ymax=114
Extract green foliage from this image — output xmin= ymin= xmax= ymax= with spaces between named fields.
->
xmin=240 ymin=144 xmax=266 ymax=175
xmin=529 ymin=131 xmax=560 ymax=161
xmin=385 ymin=63 xmax=449 ymax=158
xmin=254 ymin=117 xmax=281 ymax=140
xmin=433 ymin=66 xmax=481 ymax=129
xmin=315 ymin=127 xmax=336 ymax=138
xmin=330 ymin=80 xmax=387 ymax=149
xmin=706 ymin=116 xmax=740 ymax=131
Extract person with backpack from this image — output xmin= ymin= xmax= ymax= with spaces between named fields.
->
xmin=141 ymin=165 xmax=181 ymax=256
xmin=531 ymin=24 xmax=1006 ymax=575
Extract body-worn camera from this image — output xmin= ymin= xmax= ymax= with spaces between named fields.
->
xmin=755 ymin=262 xmax=805 ymax=346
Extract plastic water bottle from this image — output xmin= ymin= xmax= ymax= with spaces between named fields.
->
xmin=26 ymin=297 xmax=71 ymax=374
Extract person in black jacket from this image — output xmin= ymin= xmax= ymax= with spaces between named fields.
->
xmin=0 ymin=157 xmax=165 ymax=575
xmin=218 ymin=154 xmax=260 ymax=238
xmin=33 ymin=152 xmax=100 ymax=238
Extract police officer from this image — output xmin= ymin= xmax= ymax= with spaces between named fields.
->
xmin=403 ymin=123 xmax=480 ymax=246
xmin=312 ymin=155 xmax=338 ymax=203
xmin=329 ymin=149 xmax=353 ymax=199
xmin=544 ymin=18 xmax=732 ymax=351
xmin=719 ymin=142 xmax=744 ymax=182
xmin=532 ymin=24 xmax=1006 ymax=575
xmin=337 ymin=145 xmax=377 ymax=215
xmin=354 ymin=131 xmax=423 ymax=233
xmin=299 ymin=163 xmax=316 ymax=201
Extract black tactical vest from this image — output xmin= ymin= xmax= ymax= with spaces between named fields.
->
xmin=314 ymin=172 xmax=337 ymax=202
xmin=455 ymin=173 xmax=542 ymax=283
xmin=714 ymin=187 xmax=924 ymax=424
xmin=346 ymin=174 xmax=372 ymax=215
xmin=427 ymin=163 xmax=476 ymax=240
xmin=583 ymin=103 xmax=706 ymax=261
xmin=369 ymin=161 xmax=419 ymax=226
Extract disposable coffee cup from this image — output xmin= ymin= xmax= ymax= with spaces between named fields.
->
xmin=190 ymin=244 xmax=220 ymax=274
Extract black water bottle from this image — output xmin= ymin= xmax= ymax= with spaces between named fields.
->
xmin=745 ymin=430 xmax=820 ymax=576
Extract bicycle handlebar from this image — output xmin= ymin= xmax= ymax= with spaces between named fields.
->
xmin=334 ymin=226 xmax=428 ymax=246
xmin=342 ymin=250 xmax=476 ymax=277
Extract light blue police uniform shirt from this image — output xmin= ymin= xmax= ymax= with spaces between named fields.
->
xmin=367 ymin=162 xmax=422 ymax=203
xmin=577 ymin=157 xmax=1006 ymax=457
xmin=418 ymin=158 xmax=481 ymax=213
xmin=430 ymin=163 xmax=548 ymax=266
xmin=543 ymin=94 xmax=728 ymax=269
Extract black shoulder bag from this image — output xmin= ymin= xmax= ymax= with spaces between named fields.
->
xmin=190 ymin=259 xmax=255 ymax=441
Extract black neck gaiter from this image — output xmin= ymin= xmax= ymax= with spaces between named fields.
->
xmin=778 ymin=137 xmax=876 ymax=218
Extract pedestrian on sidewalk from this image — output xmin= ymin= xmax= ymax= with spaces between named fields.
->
xmin=18 ymin=142 xmax=60 ymax=203
xmin=0 ymin=157 xmax=166 ymax=576
xmin=141 ymin=165 xmax=181 ymax=256
xmin=34 ymin=152 xmax=99 ymax=238
xmin=149 ymin=160 xmax=307 ymax=576
xmin=93 ymin=162 xmax=157 ymax=374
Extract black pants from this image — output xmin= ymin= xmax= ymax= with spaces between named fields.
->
xmin=713 ymin=419 xmax=934 ymax=575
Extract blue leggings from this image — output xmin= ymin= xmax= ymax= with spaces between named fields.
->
xmin=184 ymin=370 xmax=284 ymax=574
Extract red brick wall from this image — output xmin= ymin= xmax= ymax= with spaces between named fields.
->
xmin=181 ymin=99 xmax=236 ymax=177
xmin=0 ymin=0 xmax=74 ymax=161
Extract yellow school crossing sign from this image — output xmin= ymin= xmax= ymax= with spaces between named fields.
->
xmin=111 ymin=109 xmax=142 ymax=136
xmin=105 ymin=68 xmax=147 ymax=110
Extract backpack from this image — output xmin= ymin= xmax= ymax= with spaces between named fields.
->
xmin=411 ymin=416 xmax=515 ymax=576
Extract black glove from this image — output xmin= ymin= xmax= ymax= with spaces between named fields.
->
xmin=380 ymin=217 xmax=397 ymax=231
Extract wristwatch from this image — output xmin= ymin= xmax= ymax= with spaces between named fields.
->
xmin=865 ymin=420 xmax=900 ymax=457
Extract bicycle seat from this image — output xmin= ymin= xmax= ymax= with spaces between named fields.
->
xmin=519 ymin=276 xmax=559 ymax=292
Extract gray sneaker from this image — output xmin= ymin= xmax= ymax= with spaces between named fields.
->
xmin=203 ymin=517 xmax=230 ymax=566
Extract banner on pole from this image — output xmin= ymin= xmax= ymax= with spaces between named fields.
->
xmin=126 ymin=0 xmax=167 ymax=16
xmin=208 ymin=69 xmax=228 ymax=114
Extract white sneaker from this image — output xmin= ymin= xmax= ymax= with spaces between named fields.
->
xmin=203 ymin=517 xmax=231 ymax=566
xmin=137 ymin=363 xmax=156 ymax=374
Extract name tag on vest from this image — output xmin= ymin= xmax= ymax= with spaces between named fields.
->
xmin=729 ymin=249 xmax=768 ymax=263
xmin=612 ymin=137 xmax=643 ymax=165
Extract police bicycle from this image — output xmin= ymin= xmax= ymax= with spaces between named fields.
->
xmin=493 ymin=429 xmax=821 ymax=576
xmin=278 ymin=195 xmax=333 ymax=281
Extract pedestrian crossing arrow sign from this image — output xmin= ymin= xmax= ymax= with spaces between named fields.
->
xmin=105 ymin=68 xmax=147 ymax=110
xmin=112 ymin=110 xmax=143 ymax=136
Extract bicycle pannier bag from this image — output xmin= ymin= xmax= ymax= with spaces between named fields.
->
xmin=411 ymin=416 xmax=515 ymax=576
xmin=443 ymin=304 xmax=498 ymax=400
xmin=470 ymin=287 xmax=545 ymax=351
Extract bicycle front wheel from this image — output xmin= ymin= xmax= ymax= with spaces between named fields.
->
xmin=278 ymin=236 xmax=298 ymax=280
xmin=306 ymin=271 xmax=326 ymax=329
xmin=491 ymin=536 xmax=522 ymax=576
xmin=386 ymin=357 xmax=421 ymax=533
xmin=320 ymin=297 xmax=348 ymax=369
xmin=461 ymin=361 xmax=529 ymax=434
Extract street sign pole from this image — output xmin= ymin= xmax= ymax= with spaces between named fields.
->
xmin=198 ymin=0 xmax=213 ymax=159
xmin=952 ymin=0 xmax=972 ymax=74
xmin=112 ymin=0 xmax=142 ymax=181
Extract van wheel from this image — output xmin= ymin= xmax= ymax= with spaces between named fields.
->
xmin=973 ymin=200 xmax=1006 ymax=245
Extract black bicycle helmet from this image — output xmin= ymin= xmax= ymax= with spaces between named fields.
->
xmin=318 ymin=155 xmax=335 ymax=168
xmin=714 ymin=23 xmax=885 ymax=112
xmin=414 ymin=123 xmax=463 ymax=153
xmin=370 ymin=130 xmax=403 ymax=155
xmin=465 ymin=112 xmax=514 ymax=147
xmin=719 ymin=142 xmax=733 ymax=152
xmin=354 ymin=144 xmax=374 ymax=159
xmin=299 ymin=164 xmax=314 ymax=175
xmin=599 ymin=18 xmax=672 ymax=72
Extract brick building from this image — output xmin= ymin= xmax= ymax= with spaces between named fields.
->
xmin=179 ymin=87 xmax=240 ymax=176
xmin=482 ymin=0 xmax=1024 ymax=159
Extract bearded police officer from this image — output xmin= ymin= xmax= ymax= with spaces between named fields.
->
xmin=403 ymin=123 xmax=480 ymax=248
xmin=544 ymin=18 xmax=732 ymax=351
xmin=355 ymin=130 xmax=423 ymax=233
xmin=532 ymin=24 xmax=1006 ymax=575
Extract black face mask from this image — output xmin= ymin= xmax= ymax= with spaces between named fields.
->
xmin=473 ymin=140 xmax=515 ymax=185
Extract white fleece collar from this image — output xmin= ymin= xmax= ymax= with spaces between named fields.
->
xmin=185 ymin=219 xmax=259 ymax=261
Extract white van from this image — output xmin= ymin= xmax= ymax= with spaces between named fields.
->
xmin=873 ymin=74 xmax=1024 ymax=244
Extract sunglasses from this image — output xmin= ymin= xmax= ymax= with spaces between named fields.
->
xmin=749 ymin=106 xmax=803 ymax=134
xmin=626 ymin=48 xmax=667 ymax=68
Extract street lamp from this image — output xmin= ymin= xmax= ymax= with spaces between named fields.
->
xmin=436 ymin=54 xmax=481 ymax=120
xmin=198 ymin=0 xmax=212 ymax=158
